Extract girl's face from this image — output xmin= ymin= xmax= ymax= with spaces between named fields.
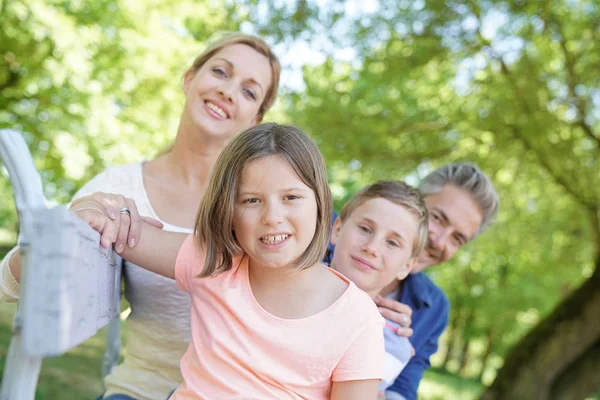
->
xmin=182 ymin=44 xmax=273 ymax=140
xmin=233 ymin=155 xmax=318 ymax=271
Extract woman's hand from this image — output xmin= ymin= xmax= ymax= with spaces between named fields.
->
xmin=374 ymin=295 xmax=413 ymax=338
xmin=70 ymin=192 xmax=163 ymax=252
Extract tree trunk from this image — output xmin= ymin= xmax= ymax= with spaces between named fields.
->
xmin=481 ymin=259 xmax=600 ymax=400
xmin=478 ymin=327 xmax=495 ymax=383
xmin=442 ymin=307 xmax=461 ymax=369
xmin=550 ymin=338 xmax=600 ymax=400
xmin=458 ymin=310 xmax=475 ymax=375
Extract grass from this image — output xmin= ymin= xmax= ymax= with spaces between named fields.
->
xmin=0 ymin=301 xmax=105 ymax=399
xmin=419 ymin=367 xmax=483 ymax=400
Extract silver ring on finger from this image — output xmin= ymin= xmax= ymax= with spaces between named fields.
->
xmin=120 ymin=207 xmax=131 ymax=217
xmin=401 ymin=313 xmax=409 ymax=326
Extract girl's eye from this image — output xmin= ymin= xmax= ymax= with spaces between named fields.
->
xmin=387 ymin=239 xmax=400 ymax=248
xmin=243 ymin=87 xmax=257 ymax=101
xmin=213 ymin=67 xmax=227 ymax=77
xmin=358 ymin=225 xmax=371 ymax=234
xmin=432 ymin=213 xmax=440 ymax=221
xmin=284 ymin=194 xmax=300 ymax=201
xmin=243 ymin=198 xmax=260 ymax=204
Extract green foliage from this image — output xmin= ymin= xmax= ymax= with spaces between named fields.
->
xmin=1 ymin=0 xmax=599 ymax=393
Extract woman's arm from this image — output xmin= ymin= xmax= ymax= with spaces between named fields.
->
xmin=1 ymin=161 xmax=163 ymax=294
xmin=76 ymin=206 xmax=185 ymax=279
xmin=1 ymin=248 xmax=21 ymax=302
xmin=0 ymin=193 xmax=162 ymax=292
xmin=331 ymin=379 xmax=379 ymax=400
xmin=7 ymin=249 xmax=21 ymax=283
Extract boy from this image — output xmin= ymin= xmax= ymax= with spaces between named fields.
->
xmin=328 ymin=181 xmax=428 ymax=392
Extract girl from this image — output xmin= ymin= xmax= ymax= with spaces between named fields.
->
xmin=75 ymin=123 xmax=385 ymax=399
xmin=1 ymin=32 xmax=281 ymax=400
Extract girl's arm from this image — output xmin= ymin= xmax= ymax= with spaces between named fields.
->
xmin=76 ymin=206 xmax=186 ymax=279
xmin=331 ymin=379 xmax=379 ymax=400
xmin=120 ymin=223 xmax=186 ymax=279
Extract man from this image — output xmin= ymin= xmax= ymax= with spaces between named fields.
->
xmin=381 ymin=163 xmax=499 ymax=400
xmin=327 ymin=163 xmax=499 ymax=400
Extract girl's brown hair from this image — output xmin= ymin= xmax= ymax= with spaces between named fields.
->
xmin=188 ymin=32 xmax=281 ymax=119
xmin=195 ymin=123 xmax=332 ymax=277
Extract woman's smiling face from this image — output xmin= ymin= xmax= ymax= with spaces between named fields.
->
xmin=182 ymin=43 xmax=273 ymax=140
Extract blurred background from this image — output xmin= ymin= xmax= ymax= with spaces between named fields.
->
xmin=1 ymin=0 xmax=599 ymax=399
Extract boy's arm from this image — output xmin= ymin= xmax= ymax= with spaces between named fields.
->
xmin=331 ymin=379 xmax=379 ymax=400
xmin=77 ymin=207 xmax=186 ymax=279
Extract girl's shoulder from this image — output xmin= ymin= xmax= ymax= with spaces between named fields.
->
xmin=318 ymin=266 xmax=382 ymax=323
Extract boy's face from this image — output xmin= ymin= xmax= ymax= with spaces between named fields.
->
xmin=330 ymin=197 xmax=419 ymax=298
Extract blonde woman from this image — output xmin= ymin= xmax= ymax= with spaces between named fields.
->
xmin=1 ymin=32 xmax=281 ymax=400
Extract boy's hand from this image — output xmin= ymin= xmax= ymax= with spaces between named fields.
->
xmin=374 ymin=295 xmax=413 ymax=337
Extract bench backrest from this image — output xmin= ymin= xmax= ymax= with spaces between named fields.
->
xmin=0 ymin=129 xmax=120 ymax=399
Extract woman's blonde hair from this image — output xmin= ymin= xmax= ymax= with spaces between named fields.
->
xmin=188 ymin=32 xmax=281 ymax=119
xmin=195 ymin=123 xmax=332 ymax=278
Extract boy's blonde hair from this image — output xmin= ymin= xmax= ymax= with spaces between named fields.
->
xmin=188 ymin=32 xmax=281 ymax=120
xmin=195 ymin=123 xmax=332 ymax=277
xmin=339 ymin=181 xmax=428 ymax=258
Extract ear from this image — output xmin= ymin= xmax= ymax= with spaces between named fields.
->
xmin=330 ymin=217 xmax=343 ymax=246
xmin=182 ymin=69 xmax=195 ymax=92
xmin=396 ymin=256 xmax=418 ymax=281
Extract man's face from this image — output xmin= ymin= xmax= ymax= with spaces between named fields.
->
xmin=412 ymin=184 xmax=483 ymax=273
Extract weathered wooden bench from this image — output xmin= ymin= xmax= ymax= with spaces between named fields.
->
xmin=0 ymin=129 xmax=122 ymax=399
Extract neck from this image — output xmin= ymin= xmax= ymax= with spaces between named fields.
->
xmin=329 ymin=261 xmax=379 ymax=299
xmin=248 ymin=259 xmax=314 ymax=292
xmin=163 ymin=117 xmax=232 ymax=186
xmin=380 ymin=279 xmax=401 ymax=297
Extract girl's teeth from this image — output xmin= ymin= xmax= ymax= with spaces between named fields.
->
xmin=261 ymin=235 xmax=288 ymax=244
xmin=206 ymin=101 xmax=227 ymax=118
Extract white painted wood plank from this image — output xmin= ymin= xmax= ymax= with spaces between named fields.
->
xmin=22 ymin=207 xmax=121 ymax=357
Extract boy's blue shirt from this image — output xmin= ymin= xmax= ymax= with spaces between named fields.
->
xmin=324 ymin=212 xmax=450 ymax=400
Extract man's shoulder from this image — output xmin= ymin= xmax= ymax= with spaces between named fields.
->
xmin=408 ymin=272 xmax=450 ymax=313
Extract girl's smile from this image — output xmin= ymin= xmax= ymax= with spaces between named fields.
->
xmin=233 ymin=155 xmax=318 ymax=271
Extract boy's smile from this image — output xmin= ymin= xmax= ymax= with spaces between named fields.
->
xmin=330 ymin=197 xmax=419 ymax=298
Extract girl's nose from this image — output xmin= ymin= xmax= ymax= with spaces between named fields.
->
xmin=261 ymin=202 xmax=284 ymax=226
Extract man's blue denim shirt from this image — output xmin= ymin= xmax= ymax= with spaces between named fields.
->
xmin=385 ymin=272 xmax=449 ymax=400
xmin=324 ymin=213 xmax=450 ymax=400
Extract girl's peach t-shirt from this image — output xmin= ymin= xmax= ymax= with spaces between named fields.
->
xmin=172 ymin=235 xmax=384 ymax=399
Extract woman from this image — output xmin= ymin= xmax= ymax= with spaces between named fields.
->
xmin=0 ymin=32 xmax=281 ymax=400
